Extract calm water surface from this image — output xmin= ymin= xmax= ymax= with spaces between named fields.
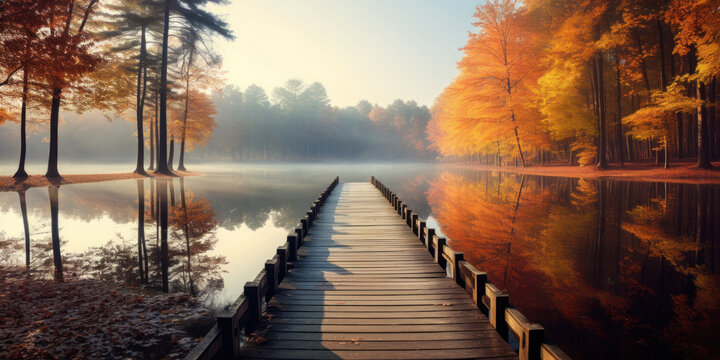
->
xmin=0 ymin=163 xmax=718 ymax=359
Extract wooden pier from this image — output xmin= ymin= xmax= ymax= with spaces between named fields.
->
xmin=186 ymin=177 xmax=570 ymax=360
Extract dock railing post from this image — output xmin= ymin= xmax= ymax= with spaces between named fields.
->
xmin=265 ymin=257 xmax=278 ymax=300
xmin=425 ymin=228 xmax=435 ymax=250
xmin=287 ymin=235 xmax=298 ymax=261
xmin=295 ymin=227 xmax=303 ymax=246
xmin=486 ymin=283 xmax=509 ymax=341
xmin=276 ymin=246 xmax=287 ymax=280
xmin=412 ymin=214 xmax=419 ymax=235
xmin=243 ymin=282 xmax=261 ymax=335
xmin=405 ymin=209 xmax=413 ymax=227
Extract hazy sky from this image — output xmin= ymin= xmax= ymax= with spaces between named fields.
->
xmin=211 ymin=0 xmax=479 ymax=107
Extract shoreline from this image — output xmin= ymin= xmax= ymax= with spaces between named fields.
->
xmin=445 ymin=161 xmax=720 ymax=184
xmin=0 ymin=170 xmax=202 ymax=192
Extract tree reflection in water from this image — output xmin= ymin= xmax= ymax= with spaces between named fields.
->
xmin=427 ymin=170 xmax=720 ymax=359
xmin=4 ymin=178 xmax=228 ymax=305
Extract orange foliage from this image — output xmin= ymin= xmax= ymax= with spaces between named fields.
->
xmin=429 ymin=0 xmax=548 ymax=161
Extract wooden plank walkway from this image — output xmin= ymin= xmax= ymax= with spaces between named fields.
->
xmin=239 ymin=182 xmax=517 ymax=359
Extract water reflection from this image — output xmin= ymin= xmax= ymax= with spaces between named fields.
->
xmin=426 ymin=169 xmax=720 ymax=360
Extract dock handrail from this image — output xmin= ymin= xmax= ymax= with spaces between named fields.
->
xmin=371 ymin=176 xmax=572 ymax=360
xmin=184 ymin=177 xmax=340 ymax=360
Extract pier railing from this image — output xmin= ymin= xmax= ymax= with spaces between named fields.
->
xmin=184 ymin=177 xmax=340 ymax=360
xmin=371 ymin=176 xmax=572 ymax=360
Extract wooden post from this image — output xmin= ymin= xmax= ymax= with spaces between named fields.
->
xmin=301 ymin=218 xmax=308 ymax=236
xmin=506 ymin=308 xmax=544 ymax=360
xmin=264 ymin=257 xmax=278 ymax=301
xmin=244 ymin=281 xmax=261 ymax=334
xmin=412 ymin=215 xmax=419 ymax=235
xmin=434 ymin=237 xmax=446 ymax=265
xmin=418 ymin=221 xmax=426 ymax=242
xmin=295 ymin=227 xmax=303 ymax=246
xmin=276 ymin=246 xmax=287 ymax=280
xmin=451 ymin=251 xmax=464 ymax=285
xmin=406 ymin=209 xmax=413 ymax=227
xmin=397 ymin=200 xmax=402 ymax=215
xmin=287 ymin=235 xmax=298 ymax=261
xmin=306 ymin=211 xmax=313 ymax=225
xmin=486 ymin=283 xmax=509 ymax=341
xmin=216 ymin=295 xmax=248 ymax=358
xmin=472 ymin=269 xmax=487 ymax=307
xmin=426 ymin=228 xmax=435 ymax=250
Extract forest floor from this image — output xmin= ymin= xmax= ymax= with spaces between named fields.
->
xmin=0 ymin=170 xmax=201 ymax=192
xmin=0 ymin=267 xmax=213 ymax=359
xmin=452 ymin=160 xmax=720 ymax=184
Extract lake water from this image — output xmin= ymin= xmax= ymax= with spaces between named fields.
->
xmin=0 ymin=163 xmax=718 ymax=359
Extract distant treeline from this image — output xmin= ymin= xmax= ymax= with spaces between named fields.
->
xmin=195 ymin=80 xmax=435 ymax=161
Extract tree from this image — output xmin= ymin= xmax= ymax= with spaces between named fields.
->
xmin=428 ymin=0 xmax=547 ymax=166
xmin=34 ymin=0 xmax=102 ymax=178
xmin=0 ymin=0 xmax=53 ymax=178
xmin=154 ymin=0 xmax=232 ymax=175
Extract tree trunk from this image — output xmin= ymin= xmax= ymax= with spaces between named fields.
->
xmin=664 ymin=135 xmax=669 ymax=169
xmin=178 ymin=46 xmax=194 ymax=172
xmin=154 ymin=0 xmax=172 ymax=175
xmin=13 ymin=70 xmax=29 ymax=178
xmin=149 ymin=111 xmax=155 ymax=170
xmin=134 ymin=25 xmax=148 ymax=175
xmin=615 ymin=52 xmax=624 ymax=166
xmin=168 ymin=137 xmax=175 ymax=170
xmin=155 ymin=90 xmax=160 ymax=169
xmin=45 ymin=87 xmax=62 ymax=178
xmin=597 ymin=54 xmax=608 ymax=170
xmin=634 ymin=27 xmax=651 ymax=93
xmin=698 ymin=81 xmax=712 ymax=168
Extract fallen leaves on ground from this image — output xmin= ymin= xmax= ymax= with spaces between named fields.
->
xmin=0 ymin=267 xmax=212 ymax=359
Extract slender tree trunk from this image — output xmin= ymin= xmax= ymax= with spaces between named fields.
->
xmin=154 ymin=0 xmax=172 ymax=175
xmin=19 ymin=191 xmax=30 ymax=268
xmin=168 ymin=137 xmax=175 ymax=170
xmin=658 ymin=20 xmax=669 ymax=168
xmin=597 ymin=54 xmax=608 ymax=170
xmin=178 ymin=47 xmax=194 ymax=171
xmin=13 ymin=70 xmax=29 ymax=178
xmin=45 ymin=87 xmax=62 ymax=178
xmin=134 ymin=26 xmax=148 ymax=175
xmin=698 ymin=81 xmax=712 ymax=168
xmin=149 ymin=111 xmax=155 ymax=170
xmin=664 ymin=134 xmax=669 ymax=169
xmin=615 ymin=53 xmax=624 ymax=166
xmin=709 ymin=77 xmax=717 ymax=161
xmin=634 ymin=27 xmax=651 ymax=93
xmin=155 ymin=90 xmax=160 ymax=169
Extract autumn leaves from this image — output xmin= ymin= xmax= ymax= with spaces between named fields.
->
xmin=430 ymin=0 xmax=720 ymax=169
xmin=0 ymin=0 xmax=231 ymax=178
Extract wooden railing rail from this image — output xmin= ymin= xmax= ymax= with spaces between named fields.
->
xmin=370 ymin=176 xmax=572 ymax=360
xmin=184 ymin=177 xmax=340 ymax=360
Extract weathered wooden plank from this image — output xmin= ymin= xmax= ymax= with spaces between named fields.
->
xmin=242 ymin=338 xmax=509 ymax=351
xmin=237 ymin=347 xmax=517 ymax=360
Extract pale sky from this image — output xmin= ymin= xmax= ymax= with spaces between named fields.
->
xmin=210 ymin=0 xmax=479 ymax=107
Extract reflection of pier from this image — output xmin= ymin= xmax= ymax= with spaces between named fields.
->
xmin=187 ymin=177 xmax=570 ymax=360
